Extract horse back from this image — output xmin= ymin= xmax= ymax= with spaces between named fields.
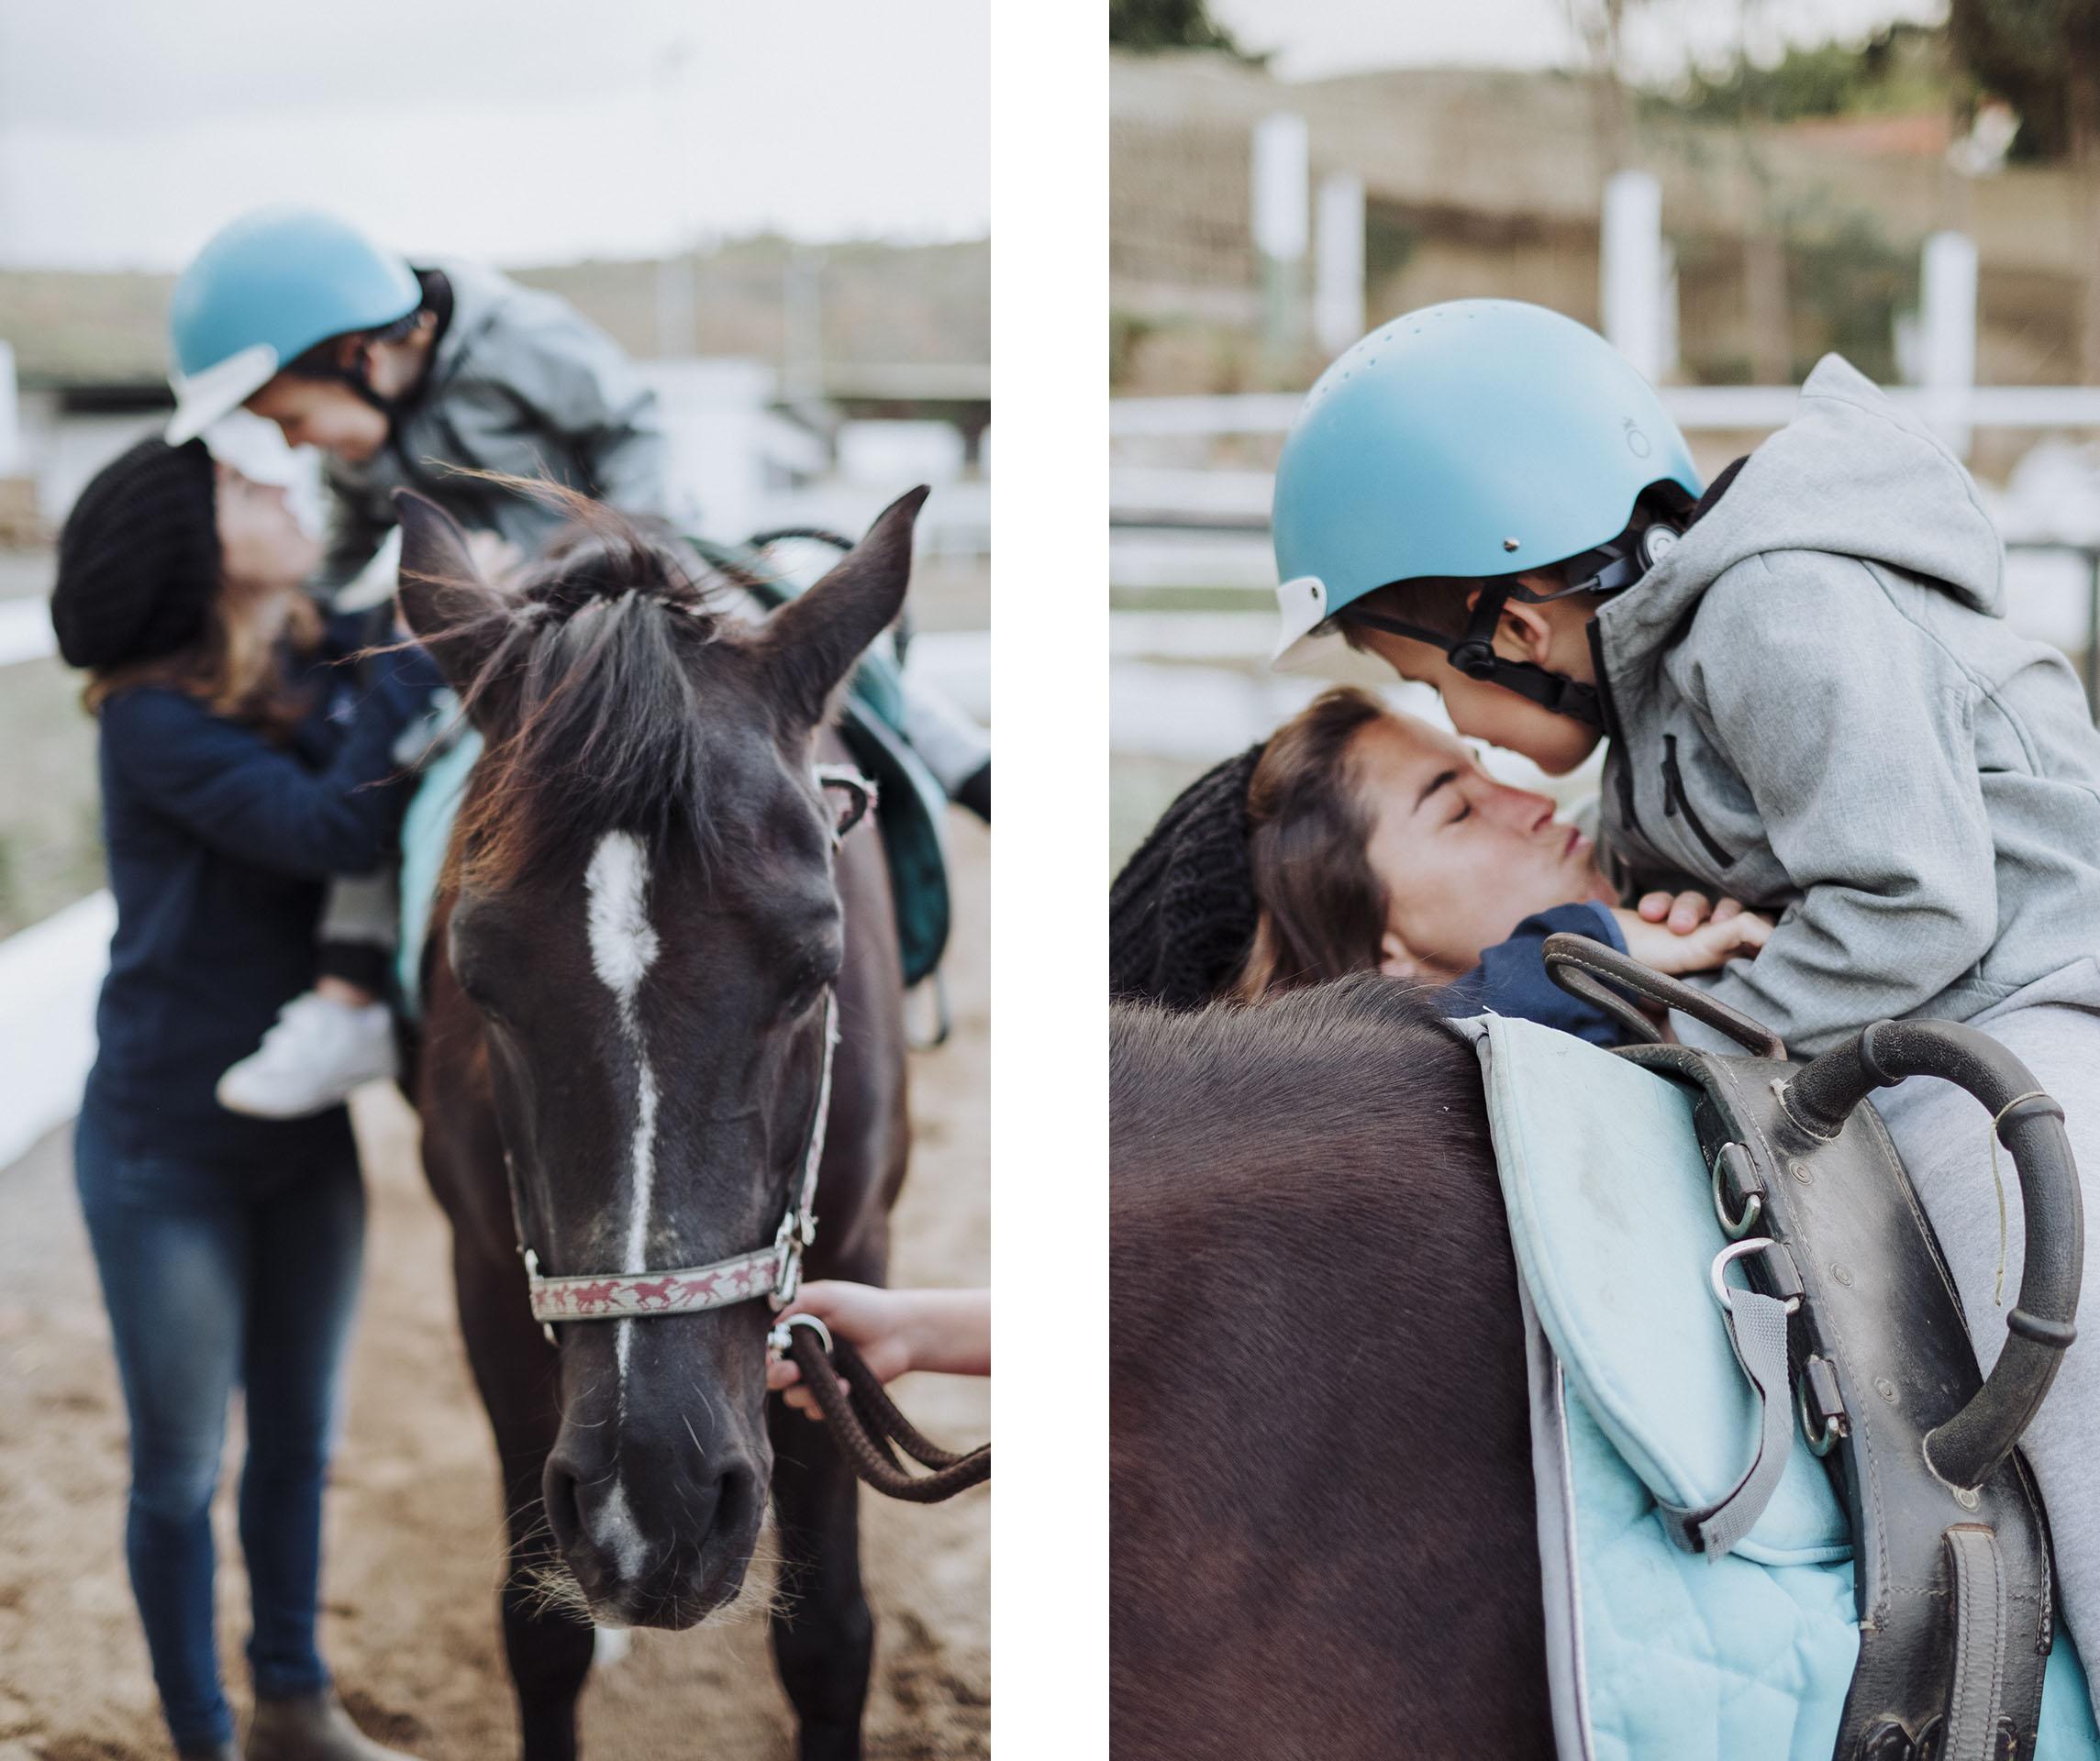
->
xmin=1110 ymin=976 xmax=1551 ymax=1758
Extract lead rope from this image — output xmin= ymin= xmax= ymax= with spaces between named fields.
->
xmin=773 ymin=1318 xmax=990 ymax=1502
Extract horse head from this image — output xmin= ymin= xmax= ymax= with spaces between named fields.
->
xmin=398 ymin=481 xmax=923 ymax=1628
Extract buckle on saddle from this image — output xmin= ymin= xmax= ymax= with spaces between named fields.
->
xmin=1709 ymin=1236 xmax=1804 ymax=1315
xmin=1711 ymin=1142 xmax=1764 ymax=1240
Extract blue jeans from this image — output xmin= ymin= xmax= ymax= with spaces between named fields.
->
xmin=73 ymin=1106 xmax=365 ymax=1752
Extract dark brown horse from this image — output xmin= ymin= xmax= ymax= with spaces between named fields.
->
xmin=395 ymin=484 xmax=919 ymax=1761
xmin=1110 ymin=973 xmax=1552 ymax=1758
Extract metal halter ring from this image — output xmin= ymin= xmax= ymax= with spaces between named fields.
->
xmin=1709 ymin=1237 xmax=1803 ymax=1316
xmin=767 ymin=1312 xmax=835 ymax=1360
xmin=1710 ymin=1143 xmax=1762 ymax=1240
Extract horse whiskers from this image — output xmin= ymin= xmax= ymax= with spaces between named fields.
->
xmin=520 ymin=1560 xmax=595 ymax=1626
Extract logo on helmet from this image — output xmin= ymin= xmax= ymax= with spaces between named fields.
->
xmin=1623 ymin=418 xmax=1652 ymax=460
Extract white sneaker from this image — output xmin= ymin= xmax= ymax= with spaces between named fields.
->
xmin=216 ymin=991 xmax=399 ymax=1119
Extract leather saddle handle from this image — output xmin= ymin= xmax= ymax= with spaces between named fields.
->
xmin=1541 ymin=933 xmax=1787 ymax=1059
xmin=1782 ymin=1019 xmax=2084 ymax=1491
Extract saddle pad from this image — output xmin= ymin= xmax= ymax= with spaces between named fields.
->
xmin=394 ymin=725 xmax=483 ymax=1019
xmin=1466 ymin=1013 xmax=1847 ymax=1564
xmin=1459 ymin=1014 xmax=2100 ymax=1759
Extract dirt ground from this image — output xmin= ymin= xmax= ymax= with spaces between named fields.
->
xmin=0 ymin=817 xmax=990 ymax=1761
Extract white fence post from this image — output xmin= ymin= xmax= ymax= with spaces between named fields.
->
xmin=1601 ymin=170 xmax=1665 ymax=382
xmin=1252 ymin=112 xmax=1310 ymax=358
xmin=1313 ymin=173 xmax=1366 ymax=358
xmin=1923 ymin=230 xmax=1980 ymax=460
xmin=0 ymin=341 xmax=19 ymax=476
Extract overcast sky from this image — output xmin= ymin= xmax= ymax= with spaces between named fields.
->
xmin=0 ymin=0 xmax=988 ymax=271
xmin=1210 ymin=0 xmax=1947 ymax=82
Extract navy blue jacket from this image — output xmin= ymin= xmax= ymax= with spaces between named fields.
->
xmin=83 ymin=629 xmax=440 ymax=1162
xmin=1445 ymin=902 xmax=1630 ymax=1047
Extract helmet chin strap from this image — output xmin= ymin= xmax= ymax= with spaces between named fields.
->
xmin=328 ymin=343 xmax=405 ymax=425
xmin=1341 ymin=520 xmax=1683 ymax=731
xmin=1347 ymin=589 xmax=1605 ymax=728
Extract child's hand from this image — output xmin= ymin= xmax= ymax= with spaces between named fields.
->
xmin=1635 ymin=888 xmax=1749 ymax=935
xmin=1612 ymin=903 xmax=1772 ymax=975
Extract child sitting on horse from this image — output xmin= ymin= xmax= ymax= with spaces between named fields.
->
xmin=163 ymin=208 xmax=991 ymax=1119
xmin=1269 ymin=297 xmax=2100 ymax=1692
xmin=1110 ymin=686 xmax=1769 ymax=1034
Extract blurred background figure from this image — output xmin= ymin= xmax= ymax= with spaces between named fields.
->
xmin=1108 ymin=0 xmax=2100 ymax=863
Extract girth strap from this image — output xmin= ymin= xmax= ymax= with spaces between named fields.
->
xmin=1941 ymin=1525 xmax=2011 ymax=1761
xmin=1655 ymin=1286 xmax=1795 ymax=1556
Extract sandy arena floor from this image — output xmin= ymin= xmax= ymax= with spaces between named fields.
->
xmin=0 ymin=818 xmax=990 ymax=1761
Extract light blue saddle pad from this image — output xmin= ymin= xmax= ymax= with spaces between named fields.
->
xmin=1457 ymin=1013 xmax=2099 ymax=1760
xmin=394 ymin=725 xmax=483 ymax=1019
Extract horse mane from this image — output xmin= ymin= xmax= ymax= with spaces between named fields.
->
xmin=439 ymin=476 xmax=739 ymax=891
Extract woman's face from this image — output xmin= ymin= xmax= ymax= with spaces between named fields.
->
xmin=1351 ymin=712 xmax=1613 ymax=982
xmin=215 ymin=462 xmax=321 ymax=593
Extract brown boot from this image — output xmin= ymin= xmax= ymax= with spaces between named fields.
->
xmin=244 ymin=1690 xmax=423 ymax=1761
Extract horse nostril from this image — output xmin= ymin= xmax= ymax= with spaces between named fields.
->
xmin=543 ymin=1456 xmax=584 ymax=1560
xmin=712 ymin=1462 xmax=757 ymax=1544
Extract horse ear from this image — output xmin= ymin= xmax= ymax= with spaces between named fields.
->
xmin=393 ymin=490 xmax=516 ymax=720
xmin=761 ymin=485 xmax=928 ymax=726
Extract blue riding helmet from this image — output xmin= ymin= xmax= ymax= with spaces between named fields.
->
xmin=1271 ymin=300 xmax=1702 ymax=720
xmin=166 ymin=209 xmax=422 ymax=444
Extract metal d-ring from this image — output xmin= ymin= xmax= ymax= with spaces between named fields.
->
xmin=768 ymin=1312 xmax=836 ymax=1359
xmin=1710 ymin=1237 xmax=1802 ymax=1316
xmin=1798 ymin=1358 xmax=1842 ymax=1457
xmin=1711 ymin=1144 xmax=1763 ymax=1241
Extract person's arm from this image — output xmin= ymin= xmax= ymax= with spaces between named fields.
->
xmin=101 ymin=651 xmax=439 ymax=879
xmin=1680 ymin=560 xmax=2000 ymax=1056
xmin=497 ymin=300 xmax=677 ymax=523
xmin=1442 ymin=903 xmax=1634 ymax=1047
xmin=765 ymin=1281 xmax=989 ymax=1417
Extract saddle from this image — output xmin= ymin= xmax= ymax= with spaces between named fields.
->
xmin=1456 ymin=936 xmax=2093 ymax=1761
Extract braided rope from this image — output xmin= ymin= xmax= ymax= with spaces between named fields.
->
xmin=785 ymin=1330 xmax=990 ymax=1503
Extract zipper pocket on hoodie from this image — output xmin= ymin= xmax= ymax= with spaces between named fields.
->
xmin=1661 ymin=735 xmax=1739 ymax=870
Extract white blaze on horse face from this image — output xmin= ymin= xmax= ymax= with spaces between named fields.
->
xmin=585 ymin=831 xmax=661 ymax=1015
xmin=585 ymin=830 xmax=662 ymax=1393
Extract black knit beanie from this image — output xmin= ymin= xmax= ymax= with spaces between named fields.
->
xmin=1109 ymin=743 xmax=1267 ymax=1011
xmin=50 ymin=437 xmax=220 ymax=672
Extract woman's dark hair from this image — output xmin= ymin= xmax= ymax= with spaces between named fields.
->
xmin=1235 ymin=686 xmax=1394 ymax=1001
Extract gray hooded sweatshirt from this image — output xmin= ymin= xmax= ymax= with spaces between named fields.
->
xmin=1592 ymin=354 xmax=2100 ymax=1058
xmin=316 ymin=260 xmax=679 ymax=592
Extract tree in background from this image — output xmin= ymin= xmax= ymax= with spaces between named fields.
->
xmin=1108 ymin=0 xmax=1251 ymax=56
xmin=1948 ymin=0 xmax=2100 ymax=379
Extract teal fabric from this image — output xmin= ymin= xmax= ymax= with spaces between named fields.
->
xmin=1479 ymin=1013 xmax=1849 ymax=1564
xmin=1462 ymin=1013 xmax=2100 ymax=1759
xmin=394 ymin=726 xmax=481 ymax=1018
